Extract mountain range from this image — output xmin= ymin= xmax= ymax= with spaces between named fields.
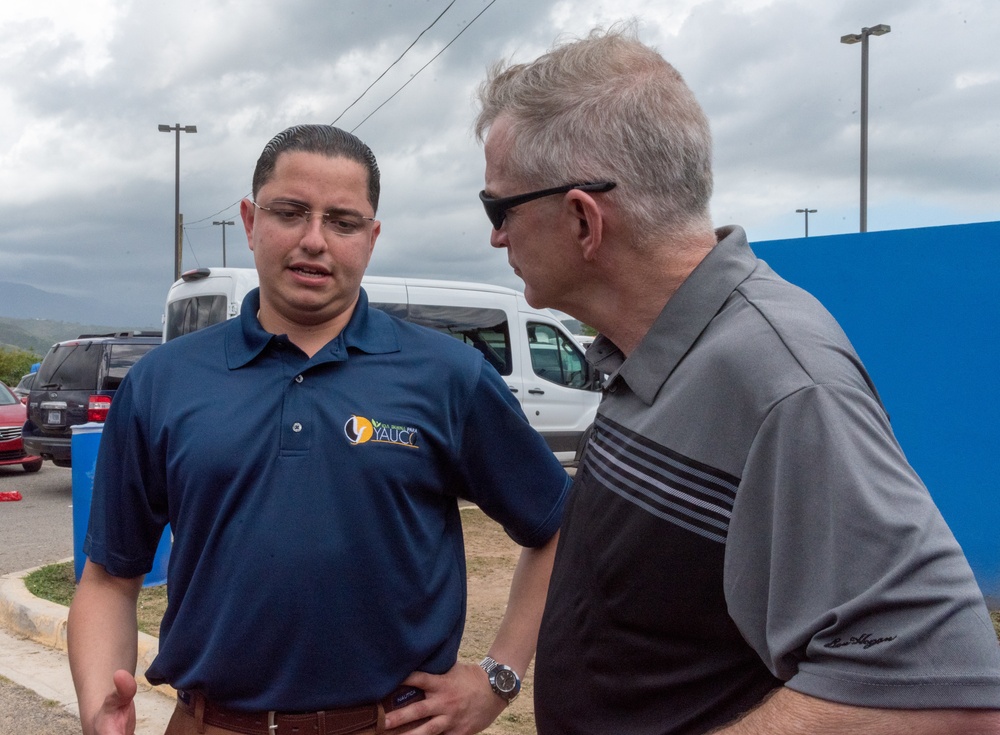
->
xmin=0 ymin=281 xmax=160 ymax=355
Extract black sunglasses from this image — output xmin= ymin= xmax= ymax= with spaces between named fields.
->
xmin=479 ymin=181 xmax=617 ymax=230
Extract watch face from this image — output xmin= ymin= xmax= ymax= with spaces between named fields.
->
xmin=494 ymin=668 xmax=518 ymax=693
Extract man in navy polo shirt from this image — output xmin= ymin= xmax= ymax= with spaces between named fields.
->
xmin=68 ymin=125 xmax=569 ymax=735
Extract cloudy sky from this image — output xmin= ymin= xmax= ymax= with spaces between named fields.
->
xmin=1 ymin=0 xmax=997 ymax=326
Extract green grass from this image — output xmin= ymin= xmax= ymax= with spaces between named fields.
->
xmin=24 ymin=561 xmax=167 ymax=637
xmin=23 ymin=562 xmax=76 ymax=607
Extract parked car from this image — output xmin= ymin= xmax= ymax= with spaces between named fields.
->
xmin=22 ymin=331 xmax=162 ymax=467
xmin=0 ymin=382 xmax=42 ymax=472
xmin=11 ymin=372 xmax=35 ymax=403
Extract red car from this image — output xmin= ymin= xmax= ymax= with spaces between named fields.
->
xmin=0 ymin=382 xmax=42 ymax=472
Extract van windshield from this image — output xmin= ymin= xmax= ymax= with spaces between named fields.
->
xmin=372 ymin=303 xmax=512 ymax=376
xmin=167 ymin=295 xmax=229 ymax=341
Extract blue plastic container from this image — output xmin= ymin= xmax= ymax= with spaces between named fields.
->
xmin=71 ymin=423 xmax=170 ymax=586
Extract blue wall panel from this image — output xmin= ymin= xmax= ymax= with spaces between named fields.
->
xmin=753 ymin=221 xmax=1000 ymax=601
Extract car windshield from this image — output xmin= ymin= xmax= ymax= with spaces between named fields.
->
xmin=36 ymin=343 xmax=103 ymax=390
xmin=0 ymin=385 xmax=16 ymax=406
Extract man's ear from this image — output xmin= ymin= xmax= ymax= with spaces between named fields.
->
xmin=240 ymin=198 xmax=256 ymax=252
xmin=565 ymin=190 xmax=604 ymax=261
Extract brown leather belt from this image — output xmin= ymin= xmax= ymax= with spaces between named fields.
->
xmin=176 ymin=686 xmax=424 ymax=735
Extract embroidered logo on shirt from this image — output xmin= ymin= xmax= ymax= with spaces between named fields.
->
xmin=344 ymin=415 xmax=419 ymax=448
xmin=823 ymin=633 xmax=897 ymax=650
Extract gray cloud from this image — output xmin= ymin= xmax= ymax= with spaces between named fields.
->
xmin=1 ymin=0 xmax=998 ymax=326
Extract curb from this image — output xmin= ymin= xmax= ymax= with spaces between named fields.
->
xmin=0 ymin=562 xmax=174 ymax=699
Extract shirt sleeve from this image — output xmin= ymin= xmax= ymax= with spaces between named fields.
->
xmin=724 ymin=383 xmax=1000 ymax=709
xmin=84 ymin=367 xmax=170 ymax=578
xmin=453 ymin=362 xmax=570 ymax=548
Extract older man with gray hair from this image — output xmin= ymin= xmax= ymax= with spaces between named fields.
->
xmin=475 ymin=26 xmax=1000 ymax=735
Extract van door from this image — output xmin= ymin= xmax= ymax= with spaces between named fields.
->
xmin=517 ymin=315 xmax=601 ymax=460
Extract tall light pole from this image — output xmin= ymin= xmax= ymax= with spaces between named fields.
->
xmin=213 ymin=220 xmax=235 ymax=267
xmin=841 ymin=24 xmax=890 ymax=233
xmin=796 ymin=208 xmax=817 ymax=238
xmin=158 ymin=123 xmax=198 ymax=280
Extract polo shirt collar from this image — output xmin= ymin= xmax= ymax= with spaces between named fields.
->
xmin=226 ymin=287 xmax=400 ymax=369
xmin=599 ymin=225 xmax=757 ymax=405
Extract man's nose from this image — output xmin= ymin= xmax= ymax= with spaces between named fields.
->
xmin=489 ymin=226 xmax=508 ymax=249
xmin=300 ymin=216 xmax=329 ymax=251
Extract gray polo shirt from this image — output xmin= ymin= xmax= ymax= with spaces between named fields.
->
xmin=534 ymin=226 xmax=1000 ymax=735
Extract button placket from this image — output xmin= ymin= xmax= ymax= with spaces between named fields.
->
xmin=279 ymin=357 xmax=311 ymax=452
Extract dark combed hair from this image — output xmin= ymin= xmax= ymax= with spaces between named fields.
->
xmin=251 ymin=124 xmax=381 ymax=212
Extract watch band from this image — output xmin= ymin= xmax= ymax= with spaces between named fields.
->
xmin=479 ymin=656 xmax=521 ymax=704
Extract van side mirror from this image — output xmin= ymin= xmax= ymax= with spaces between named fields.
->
xmin=585 ymin=364 xmax=605 ymax=392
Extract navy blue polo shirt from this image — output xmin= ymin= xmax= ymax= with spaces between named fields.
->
xmin=85 ymin=288 xmax=569 ymax=712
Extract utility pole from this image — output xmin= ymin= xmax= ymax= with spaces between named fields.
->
xmin=213 ymin=220 xmax=235 ymax=267
xmin=158 ymin=123 xmax=198 ymax=280
xmin=796 ymin=208 xmax=817 ymax=237
xmin=841 ymin=24 xmax=891 ymax=233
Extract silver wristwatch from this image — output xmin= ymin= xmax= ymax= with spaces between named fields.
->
xmin=479 ymin=656 xmax=521 ymax=704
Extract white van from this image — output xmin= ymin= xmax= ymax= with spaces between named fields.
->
xmin=163 ymin=268 xmax=601 ymax=465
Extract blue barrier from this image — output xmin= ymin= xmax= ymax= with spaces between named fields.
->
xmin=754 ymin=221 xmax=1000 ymax=603
xmin=70 ymin=423 xmax=170 ymax=587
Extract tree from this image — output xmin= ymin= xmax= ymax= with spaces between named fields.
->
xmin=0 ymin=346 xmax=42 ymax=387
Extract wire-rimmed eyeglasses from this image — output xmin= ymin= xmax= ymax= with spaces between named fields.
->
xmin=251 ymin=200 xmax=376 ymax=237
xmin=478 ymin=181 xmax=617 ymax=230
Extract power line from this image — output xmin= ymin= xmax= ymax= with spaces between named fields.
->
xmin=186 ymin=198 xmax=243 ymax=227
xmin=186 ymin=0 xmax=496 ymax=227
xmin=332 ymin=0 xmax=458 ymax=126
xmin=183 ymin=223 xmax=202 ymax=269
xmin=349 ymin=0 xmax=498 ymax=133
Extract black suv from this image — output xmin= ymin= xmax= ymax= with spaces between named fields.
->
xmin=23 ymin=332 xmax=161 ymax=467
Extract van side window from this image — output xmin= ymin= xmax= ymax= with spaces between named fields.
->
xmin=166 ymin=296 xmax=229 ymax=341
xmin=528 ymin=323 xmax=588 ymax=389
xmin=371 ymin=303 xmax=512 ymax=376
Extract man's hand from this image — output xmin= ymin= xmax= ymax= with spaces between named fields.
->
xmin=381 ymin=535 xmax=558 ymax=733
xmin=383 ymin=662 xmax=506 ymax=735
xmin=85 ymin=670 xmax=137 ymax=735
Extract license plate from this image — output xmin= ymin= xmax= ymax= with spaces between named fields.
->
xmin=45 ymin=410 xmax=62 ymax=425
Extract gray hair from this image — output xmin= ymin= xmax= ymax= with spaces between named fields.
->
xmin=252 ymin=124 xmax=380 ymax=213
xmin=475 ymin=27 xmax=713 ymax=239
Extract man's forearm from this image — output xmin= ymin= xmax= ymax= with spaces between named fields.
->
xmin=486 ymin=530 xmax=559 ymax=676
xmin=68 ymin=561 xmax=143 ymax=733
xmin=713 ymin=685 xmax=1000 ymax=735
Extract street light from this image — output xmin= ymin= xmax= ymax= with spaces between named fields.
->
xmin=213 ymin=220 xmax=235 ymax=267
xmin=796 ymin=208 xmax=817 ymax=238
xmin=158 ymin=123 xmax=198 ymax=280
xmin=841 ymin=24 xmax=890 ymax=233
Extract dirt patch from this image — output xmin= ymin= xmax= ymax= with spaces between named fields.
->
xmin=0 ymin=676 xmax=81 ymax=735
xmin=458 ymin=506 xmax=537 ymax=735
